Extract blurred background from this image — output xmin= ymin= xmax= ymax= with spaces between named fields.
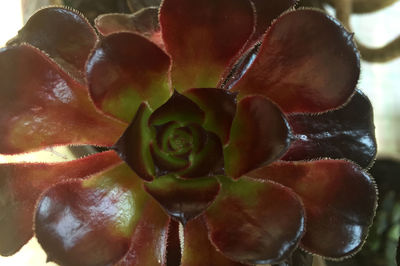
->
xmin=0 ymin=0 xmax=399 ymax=265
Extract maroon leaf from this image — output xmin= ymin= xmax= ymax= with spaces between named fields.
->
xmin=181 ymin=217 xmax=245 ymax=266
xmin=232 ymin=9 xmax=360 ymax=113
xmin=145 ymin=175 xmax=220 ymax=225
xmin=114 ymin=103 xmax=155 ymax=181
xmin=248 ymin=159 xmax=378 ymax=258
xmin=159 ymin=0 xmax=254 ymax=91
xmin=0 ymin=151 xmax=121 ymax=256
xmin=224 ymin=95 xmax=290 ymax=179
xmin=0 ymin=45 xmax=125 ymax=154
xmin=184 ymin=88 xmax=237 ymax=145
xmin=283 ymin=90 xmax=377 ymax=168
xmin=205 ymin=176 xmax=305 ymax=264
xmin=35 ymin=163 xmax=152 ymax=266
xmin=9 ymin=7 xmax=97 ymax=82
xmin=115 ymin=199 xmax=170 ymax=266
xmin=86 ymin=32 xmax=171 ymax=123
xmin=95 ymin=7 xmax=163 ymax=48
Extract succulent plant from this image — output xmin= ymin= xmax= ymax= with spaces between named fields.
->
xmin=0 ymin=0 xmax=378 ymax=265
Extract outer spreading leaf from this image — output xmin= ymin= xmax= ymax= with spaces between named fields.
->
xmin=248 ymin=160 xmax=378 ymax=258
xmin=35 ymin=163 xmax=158 ymax=266
xmin=9 ymin=7 xmax=97 ymax=82
xmin=95 ymin=7 xmax=163 ymax=48
xmin=145 ymin=175 xmax=220 ymax=224
xmin=224 ymin=95 xmax=290 ymax=178
xmin=159 ymin=0 xmax=254 ymax=91
xmin=115 ymin=199 xmax=170 ymax=266
xmin=205 ymin=176 xmax=305 ymax=264
xmin=0 ymin=151 xmax=121 ymax=256
xmin=181 ymin=217 xmax=245 ymax=266
xmin=0 ymin=45 xmax=125 ymax=154
xmin=232 ymin=9 xmax=360 ymax=113
xmin=184 ymin=88 xmax=237 ymax=145
xmin=283 ymin=90 xmax=377 ymax=168
xmin=86 ymin=32 xmax=171 ymax=123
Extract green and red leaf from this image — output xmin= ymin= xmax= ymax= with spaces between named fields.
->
xmin=145 ymin=175 xmax=220 ymax=224
xmin=232 ymin=9 xmax=360 ymax=113
xmin=205 ymin=176 xmax=305 ymax=264
xmin=0 ymin=151 xmax=121 ymax=256
xmin=127 ymin=0 xmax=161 ymax=12
xmin=115 ymin=199 xmax=170 ymax=266
xmin=283 ymin=90 xmax=377 ymax=168
xmin=86 ymin=32 xmax=171 ymax=123
xmin=114 ymin=103 xmax=155 ymax=181
xmin=0 ymin=45 xmax=125 ymax=154
xmin=224 ymin=95 xmax=290 ymax=179
xmin=9 ymin=7 xmax=97 ymax=82
xmin=35 ymin=163 xmax=154 ymax=266
xmin=249 ymin=159 xmax=378 ymax=258
xmin=159 ymin=0 xmax=255 ymax=91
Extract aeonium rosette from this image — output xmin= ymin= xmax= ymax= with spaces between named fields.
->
xmin=0 ymin=0 xmax=377 ymax=265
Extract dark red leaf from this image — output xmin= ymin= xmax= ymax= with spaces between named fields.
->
xmin=0 ymin=151 xmax=121 ymax=256
xmin=114 ymin=103 xmax=155 ymax=181
xmin=35 ymin=163 xmax=153 ymax=266
xmin=181 ymin=217 xmax=245 ymax=266
xmin=224 ymin=95 xmax=290 ymax=178
xmin=166 ymin=219 xmax=182 ymax=266
xmin=205 ymin=176 xmax=305 ymax=264
xmin=232 ymin=9 xmax=360 ymax=113
xmin=86 ymin=32 xmax=171 ymax=123
xmin=159 ymin=0 xmax=254 ymax=91
xmin=9 ymin=7 xmax=97 ymax=82
xmin=115 ymin=199 xmax=170 ymax=266
xmin=0 ymin=45 xmax=125 ymax=154
xmin=248 ymin=159 xmax=378 ymax=258
xmin=283 ymin=90 xmax=377 ymax=168
xmin=145 ymin=175 xmax=220 ymax=225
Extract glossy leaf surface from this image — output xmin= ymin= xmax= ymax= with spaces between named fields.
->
xmin=249 ymin=160 xmax=378 ymax=258
xmin=232 ymin=9 xmax=360 ymax=113
xmin=205 ymin=176 xmax=305 ymax=264
xmin=224 ymin=95 xmax=290 ymax=178
xmin=86 ymin=32 xmax=171 ymax=123
xmin=10 ymin=7 xmax=97 ymax=81
xmin=160 ymin=0 xmax=254 ymax=91
xmin=184 ymin=88 xmax=237 ymax=145
xmin=35 ymin=163 xmax=149 ymax=266
xmin=181 ymin=217 xmax=245 ymax=266
xmin=145 ymin=175 xmax=220 ymax=224
xmin=283 ymin=90 xmax=377 ymax=168
xmin=0 ymin=151 xmax=121 ymax=256
xmin=115 ymin=199 xmax=170 ymax=266
xmin=95 ymin=7 xmax=163 ymax=48
xmin=114 ymin=103 xmax=155 ymax=181
xmin=0 ymin=45 xmax=125 ymax=154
